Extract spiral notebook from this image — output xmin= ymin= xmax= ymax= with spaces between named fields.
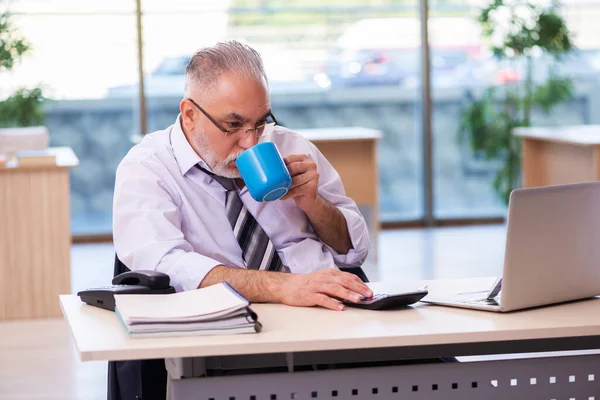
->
xmin=114 ymin=281 xmax=261 ymax=338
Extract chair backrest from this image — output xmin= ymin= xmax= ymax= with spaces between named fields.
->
xmin=113 ymin=254 xmax=130 ymax=278
xmin=339 ymin=267 xmax=369 ymax=283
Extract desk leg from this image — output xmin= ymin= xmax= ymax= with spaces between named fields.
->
xmin=167 ymin=353 xmax=600 ymax=399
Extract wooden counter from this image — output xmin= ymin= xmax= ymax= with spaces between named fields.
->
xmin=513 ymin=125 xmax=600 ymax=188
xmin=0 ymin=147 xmax=79 ymax=320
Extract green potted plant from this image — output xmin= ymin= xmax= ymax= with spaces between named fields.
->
xmin=0 ymin=11 xmax=46 ymax=128
xmin=458 ymin=0 xmax=575 ymax=205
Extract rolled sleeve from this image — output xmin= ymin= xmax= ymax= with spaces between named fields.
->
xmin=331 ymin=206 xmax=370 ymax=267
xmin=113 ymin=156 xmax=221 ymax=292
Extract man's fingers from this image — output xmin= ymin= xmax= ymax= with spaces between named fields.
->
xmin=321 ymin=283 xmax=362 ymax=303
xmin=286 ymin=162 xmax=307 ymax=176
xmin=336 ymin=273 xmax=373 ymax=297
xmin=286 ymin=159 xmax=316 ymax=175
xmin=311 ymin=293 xmax=345 ymax=311
xmin=284 ymin=154 xmax=309 ymax=165
xmin=290 ymin=170 xmax=318 ymax=189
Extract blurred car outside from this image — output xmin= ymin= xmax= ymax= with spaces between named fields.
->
xmin=313 ymin=17 xmax=483 ymax=89
xmin=106 ymin=47 xmax=322 ymax=98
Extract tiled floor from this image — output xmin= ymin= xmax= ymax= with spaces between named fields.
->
xmin=1 ymin=225 xmax=508 ymax=400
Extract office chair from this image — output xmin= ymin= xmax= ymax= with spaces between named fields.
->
xmin=107 ymin=255 xmax=369 ymax=400
xmin=341 ymin=266 xmax=369 ymax=282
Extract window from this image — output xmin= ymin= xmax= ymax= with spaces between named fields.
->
xmin=3 ymin=1 xmax=139 ymax=235
xmin=6 ymin=0 xmax=597 ymax=236
xmin=429 ymin=0 xmax=599 ymax=219
xmin=141 ymin=0 xmax=424 ymax=222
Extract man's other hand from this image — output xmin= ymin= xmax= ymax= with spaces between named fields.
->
xmin=281 ymin=154 xmax=319 ymax=212
xmin=277 ymin=269 xmax=373 ymax=311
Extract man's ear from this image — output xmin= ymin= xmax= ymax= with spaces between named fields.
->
xmin=179 ymin=99 xmax=195 ymax=129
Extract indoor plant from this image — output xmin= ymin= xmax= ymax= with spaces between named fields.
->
xmin=458 ymin=0 xmax=575 ymax=204
xmin=0 ymin=11 xmax=45 ymax=128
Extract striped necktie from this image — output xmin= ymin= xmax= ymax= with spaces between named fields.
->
xmin=196 ymin=164 xmax=284 ymax=272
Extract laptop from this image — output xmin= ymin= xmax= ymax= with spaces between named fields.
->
xmin=421 ymin=181 xmax=600 ymax=312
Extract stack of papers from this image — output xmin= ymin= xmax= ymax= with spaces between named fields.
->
xmin=16 ymin=149 xmax=57 ymax=167
xmin=114 ymin=282 xmax=261 ymax=338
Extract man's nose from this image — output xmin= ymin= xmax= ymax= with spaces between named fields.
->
xmin=237 ymin=130 xmax=258 ymax=149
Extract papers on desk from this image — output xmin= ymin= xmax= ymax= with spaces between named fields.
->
xmin=114 ymin=282 xmax=261 ymax=338
xmin=16 ymin=149 xmax=57 ymax=167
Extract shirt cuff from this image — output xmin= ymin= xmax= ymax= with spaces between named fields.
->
xmin=163 ymin=252 xmax=223 ymax=292
xmin=327 ymin=207 xmax=370 ymax=267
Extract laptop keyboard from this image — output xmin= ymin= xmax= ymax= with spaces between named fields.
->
xmin=461 ymin=298 xmax=500 ymax=306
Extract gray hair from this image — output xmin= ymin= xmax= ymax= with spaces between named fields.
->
xmin=184 ymin=40 xmax=267 ymax=99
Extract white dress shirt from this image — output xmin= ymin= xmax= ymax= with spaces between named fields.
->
xmin=113 ymin=116 xmax=370 ymax=292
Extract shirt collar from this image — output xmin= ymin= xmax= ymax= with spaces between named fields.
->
xmin=171 ymin=114 xmax=212 ymax=176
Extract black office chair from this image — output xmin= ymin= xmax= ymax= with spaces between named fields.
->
xmin=340 ymin=266 xmax=369 ymax=282
xmin=107 ymin=255 xmax=369 ymax=400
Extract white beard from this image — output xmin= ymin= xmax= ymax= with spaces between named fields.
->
xmin=194 ymin=129 xmax=243 ymax=178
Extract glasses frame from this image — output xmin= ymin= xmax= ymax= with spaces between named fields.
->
xmin=187 ymin=98 xmax=278 ymax=138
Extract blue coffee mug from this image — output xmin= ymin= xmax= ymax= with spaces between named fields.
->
xmin=236 ymin=142 xmax=292 ymax=202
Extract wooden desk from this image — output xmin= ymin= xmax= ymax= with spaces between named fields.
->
xmin=296 ymin=127 xmax=382 ymax=264
xmin=59 ymin=278 xmax=600 ymax=361
xmin=60 ymin=278 xmax=600 ymax=398
xmin=1 ymin=147 xmax=78 ymax=320
xmin=513 ymin=125 xmax=600 ymax=188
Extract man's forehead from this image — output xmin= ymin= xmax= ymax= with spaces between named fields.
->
xmin=224 ymin=107 xmax=271 ymax=122
xmin=215 ymin=96 xmax=271 ymax=120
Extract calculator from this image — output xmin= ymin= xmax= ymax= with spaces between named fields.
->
xmin=343 ymin=289 xmax=429 ymax=310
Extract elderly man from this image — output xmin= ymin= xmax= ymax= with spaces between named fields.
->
xmin=113 ymin=41 xmax=373 ymax=308
xmin=109 ymin=41 xmax=373 ymax=400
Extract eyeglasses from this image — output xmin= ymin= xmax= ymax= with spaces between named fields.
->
xmin=187 ymin=98 xmax=278 ymax=140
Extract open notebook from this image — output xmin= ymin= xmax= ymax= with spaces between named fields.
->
xmin=114 ymin=281 xmax=261 ymax=338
